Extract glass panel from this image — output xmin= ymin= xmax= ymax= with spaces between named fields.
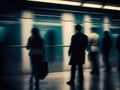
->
xmin=0 ymin=23 xmax=23 ymax=75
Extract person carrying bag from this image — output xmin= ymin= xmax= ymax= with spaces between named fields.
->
xmin=26 ymin=27 xmax=48 ymax=89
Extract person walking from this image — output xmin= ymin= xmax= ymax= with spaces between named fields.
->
xmin=116 ymin=33 xmax=120 ymax=71
xmin=67 ymin=24 xmax=88 ymax=85
xmin=87 ymin=27 xmax=100 ymax=75
xmin=101 ymin=31 xmax=113 ymax=72
xmin=26 ymin=27 xmax=45 ymax=89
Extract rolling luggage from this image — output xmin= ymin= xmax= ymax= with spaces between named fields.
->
xmin=37 ymin=61 xmax=49 ymax=80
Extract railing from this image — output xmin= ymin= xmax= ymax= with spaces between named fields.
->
xmin=0 ymin=45 xmax=70 ymax=48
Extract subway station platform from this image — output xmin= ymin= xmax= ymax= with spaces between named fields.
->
xmin=0 ymin=67 xmax=120 ymax=90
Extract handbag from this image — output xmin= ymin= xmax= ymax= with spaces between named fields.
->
xmin=37 ymin=61 xmax=49 ymax=80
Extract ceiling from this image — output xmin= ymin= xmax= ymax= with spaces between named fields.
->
xmin=1 ymin=0 xmax=120 ymax=6
xmin=0 ymin=0 xmax=120 ymax=13
xmin=74 ymin=0 xmax=120 ymax=5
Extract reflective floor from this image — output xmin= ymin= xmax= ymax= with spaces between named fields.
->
xmin=0 ymin=68 xmax=120 ymax=90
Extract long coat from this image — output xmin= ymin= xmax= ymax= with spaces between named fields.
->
xmin=68 ymin=32 xmax=88 ymax=65
xmin=101 ymin=35 xmax=112 ymax=53
xmin=116 ymin=35 xmax=120 ymax=52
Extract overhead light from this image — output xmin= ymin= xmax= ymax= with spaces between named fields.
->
xmin=103 ymin=5 xmax=120 ymax=11
xmin=28 ymin=0 xmax=81 ymax=6
xmin=82 ymin=3 xmax=103 ymax=8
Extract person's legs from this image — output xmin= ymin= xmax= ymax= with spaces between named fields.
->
xmin=103 ymin=52 xmax=111 ymax=72
xmin=67 ymin=65 xmax=76 ymax=85
xmin=88 ymin=52 xmax=94 ymax=72
xmin=70 ymin=65 xmax=76 ymax=81
xmin=35 ymin=74 xmax=39 ymax=89
xmin=29 ymin=56 xmax=36 ymax=83
xmin=118 ymin=52 xmax=120 ymax=71
xmin=78 ymin=64 xmax=83 ymax=80
xmin=29 ymin=55 xmax=41 ymax=83
xmin=90 ymin=52 xmax=99 ymax=74
xmin=34 ymin=55 xmax=42 ymax=87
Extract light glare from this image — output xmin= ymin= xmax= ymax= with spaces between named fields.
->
xmin=103 ymin=5 xmax=120 ymax=11
xmin=28 ymin=0 xmax=81 ymax=6
xmin=82 ymin=3 xmax=103 ymax=8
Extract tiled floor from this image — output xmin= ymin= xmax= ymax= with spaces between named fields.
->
xmin=0 ymin=68 xmax=120 ymax=90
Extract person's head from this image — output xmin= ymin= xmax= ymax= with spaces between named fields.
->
xmin=31 ymin=28 xmax=39 ymax=35
xmin=75 ymin=24 xmax=82 ymax=32
xmin=104 ymin=31 xmax=109 ymax=36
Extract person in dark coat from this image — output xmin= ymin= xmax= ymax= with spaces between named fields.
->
xmin=67 ymin=24 xmax=88 ymax=85
xmin=116 ymin=33 xmax=120 ymax=71
xmin=101 ymin=31 xmax=112 ymax=72
xmin=26 ymin=28 xmax=45 ymax=89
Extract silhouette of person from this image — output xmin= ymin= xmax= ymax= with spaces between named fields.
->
xmin=26 ymin=27 xmax=45 ymax=89
xmin=0 ymin=29 xmax=8 ymax=76
xmin=116 ymin=33 xmax=120 ymax=71
xmin=67 ymin=24 xmax=88 ymax=85
xmin=101 ymin=31 xmax=112 ymax=72
xmin=0 ymin=43 xmax=5 ymax=75
xmin=87 ymin=27 xmax=100 ymax=75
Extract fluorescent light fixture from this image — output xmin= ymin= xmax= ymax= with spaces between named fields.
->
xmin=82 ymin=3 xmax=103 ymax=8
xmin=33 ymin=22 xmax=61 ymax=26
xmin=28 ymin=0 xmax=81 ymax=6
xmin=103 ymin=5 xmax=120 ymax=11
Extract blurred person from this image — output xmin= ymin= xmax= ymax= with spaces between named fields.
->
xmin=0 ymin=29 xmax=8 ymax=76
xmin=101 ymin=31 xmax=112 ymax=72
xmin=67 ymin=24 xmax=88 ymax=85
xmin=0 ymin=43 xmax=6 ymax=75
xmin=26 ymin=27 xmax=45 ymax=89
xmin=87 ymin=27 xmax=100 ymax=75
xmin=116 ymin=33 xmax=120 ymax=71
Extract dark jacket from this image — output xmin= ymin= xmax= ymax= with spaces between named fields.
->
xmin=26 ymin=35 xmax=45 ymax=56
xmin=101 ymin=35 xmax=112 ymax=53
xmin=116 ymin=36 xmax=120 ymax=52
xmin=69 ymin=32 xmax=88 ymax=65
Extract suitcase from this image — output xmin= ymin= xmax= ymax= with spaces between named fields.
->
xmin=37 ymin=61 xmax=49 ymax=80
